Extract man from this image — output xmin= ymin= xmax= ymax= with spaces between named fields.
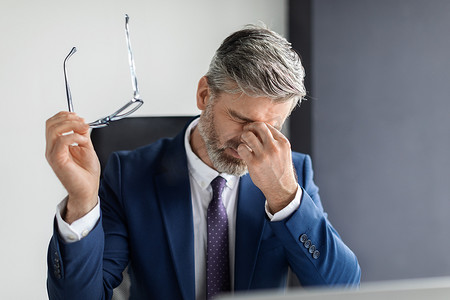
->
xmin=46 ymin=25 xmax=361 ymax=300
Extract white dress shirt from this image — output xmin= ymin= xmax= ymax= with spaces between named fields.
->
xmin=55 ymin=117 xmax=302 ymax=299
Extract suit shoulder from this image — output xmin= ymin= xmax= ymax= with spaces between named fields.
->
xmin=116 ymin=137 xmax=173 ymax=161
xmin=292 ymin=151 xmax=308 ymax=162
xmin=106 ymin=136 xmax=177 ymax=176
xmin=291 ymin=152 xmax=315 ymax=186
xmin=291 ymin=151 xmax=312 ymax=169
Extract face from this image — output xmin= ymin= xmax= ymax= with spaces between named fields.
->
xmin=196 ymin=78 xmax=293 ymax=176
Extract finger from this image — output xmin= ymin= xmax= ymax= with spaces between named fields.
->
xmin=46 ymin=122 xmax=90 ymax=157
xmin=46 ymin=116 xmax=91 ymax=150
xmin=240 ymin=130 xmax=263 ymax=154
xmin=237 ymin=143 xmax=253 ymax=162
xmin=46 ymin=112 xmax=89 ymax=142
xmin=50 ymin=132 xmax=90 ymax=154
xmin=265 ymin=123 xmax=289 ymax=142
xmin=46 ymin=132 xmax=91 ymax=163
xmin=243 ymin=122 xmax=274 ymax=145
xmin=46 ymin=118 xmax=90 ymax=143
xmin=266 ymin=124 xmax=292 ymax=152
xmin=46 ymin=111 xmax=81 ymax=128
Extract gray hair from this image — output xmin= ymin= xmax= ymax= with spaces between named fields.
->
xmin=205 ymin=24 xmax=306 ymax=107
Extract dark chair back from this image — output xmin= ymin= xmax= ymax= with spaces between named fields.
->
xmin=91 ymin=116 xmax=193 ymax=173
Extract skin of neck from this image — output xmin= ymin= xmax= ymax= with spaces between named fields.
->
xmin=189 ymin=124 xmax=216 ymax=170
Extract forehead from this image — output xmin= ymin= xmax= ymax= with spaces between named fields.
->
xmin=215 ymin=92 xmax=293 ymax=128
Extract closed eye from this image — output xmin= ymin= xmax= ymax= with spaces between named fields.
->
xmin=228 ymin=109 xmax=254 ymax=124
xmin=227 ymin=108 xmax=283 ymax=131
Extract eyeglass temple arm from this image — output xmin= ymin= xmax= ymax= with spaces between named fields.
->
xmin=88 ymin=98 xmax=144 ymax=128
xmin=125 ymin=14 xmax=140 ymax=100
xmin=63 ymin=47 xmax=77 ymax=112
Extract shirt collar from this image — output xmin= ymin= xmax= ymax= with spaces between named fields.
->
xmin=184 ymin=117 xmax=238 ymax=190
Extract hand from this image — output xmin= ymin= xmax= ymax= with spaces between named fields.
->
xmin=45 ymin=112 xmax=100 ymax=224
xmin=237 ymin=122 xmax=298 ymax=214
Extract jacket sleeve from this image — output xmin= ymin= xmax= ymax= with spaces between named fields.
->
xmin=268 ymin=153 xmax=361 ymax=286
xmin=47 ymin=152 xmax=129 ymax=300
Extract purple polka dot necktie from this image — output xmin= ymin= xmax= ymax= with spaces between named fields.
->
xmin=207 ymin=176 xmax=231 ymax=299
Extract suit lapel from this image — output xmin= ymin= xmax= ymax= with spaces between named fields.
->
xmin=234 ymin=174 xmax=267 ymax=290
xmin=154 ymin=130 xmax=195 ymax=300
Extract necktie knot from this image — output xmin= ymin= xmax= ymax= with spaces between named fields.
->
xmin=211 ymin=176 xmax=227 ymax=198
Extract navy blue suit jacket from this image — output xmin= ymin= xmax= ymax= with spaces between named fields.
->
xmin=47 ymin=121 xmax=360 ymax=300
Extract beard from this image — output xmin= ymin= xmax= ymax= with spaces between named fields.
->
xmin=197 ymin=102 xmax=248 ymax=177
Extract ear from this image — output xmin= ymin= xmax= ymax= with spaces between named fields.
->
xmin=196 ymin=76 xmax=210 ymax=111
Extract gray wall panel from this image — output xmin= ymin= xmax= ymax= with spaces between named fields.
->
xmin=311 ymin=0 xmax=450 ymax=281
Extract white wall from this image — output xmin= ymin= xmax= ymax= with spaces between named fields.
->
xmin=0 ymin=1 xmax=286 ymax=298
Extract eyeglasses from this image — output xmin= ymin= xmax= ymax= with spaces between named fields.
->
xmin=63 ymin=14 xmax=144 ymax=128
